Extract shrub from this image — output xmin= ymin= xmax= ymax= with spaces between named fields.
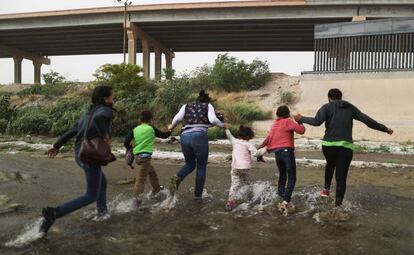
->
xmin=17 ymin=82 xmax=74 ymax=98
xmin=49 ymin=99 xmax=89 ymax=136
xmin=93 ymin=63 xmax=147 ymax=97
xmin=0 ymin=95 xmax=13 ymax=120
xmin=280 ymin=91 xmax=294 ymax=105
xmin=0 ymin=119 xmax=7 ymax=133
xmin=43 ymin=70 xmax=66 ymax=85
xmin=112 ymin=83 xmax=158 ymax=136
xmin=8 ymin=107 xmax=52 ymax=135
xmin=218 ymin=102 xmax=272 ymax=124
xmin=153 ymin=77 xmax=196 ymax=124
xmin=193 ymin=54 xmax=272 ymax=92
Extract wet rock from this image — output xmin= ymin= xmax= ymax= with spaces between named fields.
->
xmin=0 ymin=171 xmax=10 ymax=183
xmin=0 ymin=201 xmax=23 ymax=214
xmin=0 ymin=194 xmax=10 ymax=206
xmin=319 ymin=208 xmax=351 ymax=222
xmin=8 ymin=171 xmax=37 ymax=183
xmin=117 ymin=178 xmax=136 ymax=185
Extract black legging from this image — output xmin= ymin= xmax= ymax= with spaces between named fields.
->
xmin=322 ymin=146 xmax=353 ymax=206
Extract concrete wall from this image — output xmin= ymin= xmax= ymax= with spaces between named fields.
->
xmin=296 ymin=71 xmax=414 ymax=142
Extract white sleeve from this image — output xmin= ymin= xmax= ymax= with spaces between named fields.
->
xmin=208 ymin=104 xmax=224 ymax=127
xmin=248 ymin=142 xmax=260 ymax=157
xmin=171 ymin=104 xmax=186 ymax=128
xmin=225 ymin=129 xmax=236 ymax=145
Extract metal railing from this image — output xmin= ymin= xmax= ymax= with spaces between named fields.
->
xmin=313 ymin=33 xmax=414 ymax=72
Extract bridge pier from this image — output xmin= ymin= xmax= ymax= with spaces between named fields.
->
xmin=13 ymin=56 xmax=22 ymax=84
xmin=33 ymin=60 xmax=42 ymax=84
xmin=126 ymin=22 xmax=175 ymax=81
xmin=142 ymin=39 xmax=150 ymax=80
xmin=154 ymin=48 xmax=162 ymax=80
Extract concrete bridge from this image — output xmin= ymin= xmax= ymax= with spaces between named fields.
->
xmin=1 ymin=0 xmax=414 ymax=83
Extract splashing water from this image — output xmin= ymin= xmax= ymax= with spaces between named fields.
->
xmin=232 ymin=181 xmax=279 ymax=214
xmin=4 ymin=218 xmax=44 ymax=248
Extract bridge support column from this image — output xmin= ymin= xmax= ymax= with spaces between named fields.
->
xmin=13 ymin=56 xmax=23 ymax=84
xmin=127 ymin=27 xmax=137 ymax=65
xmin=142 ymin=39 xmax=150 ymax=80
xmin=165 ymin=55 xmax=173 ymax=70
xmin=155 ymin=48 xmax=162 ymax=81
xmin=33 ymin=60 xmax=42 ymax=84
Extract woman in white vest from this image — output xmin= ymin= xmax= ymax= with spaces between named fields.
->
xmin=168 ymin=90 xmax=227 ymax=201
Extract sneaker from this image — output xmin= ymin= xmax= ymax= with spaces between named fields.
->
xmin=320 ymin=189 xmax=330 ymax=197
xmin=93 ymin=211 xmax=111 ymax=222
xmin=225 ymin=200 xmax=238 ymax=211
xmin=39 ymin=207 xmax=56 ymax=235
xmin=169 ymin=175 xmax=181 ymax=196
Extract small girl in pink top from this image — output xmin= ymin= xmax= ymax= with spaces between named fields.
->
xmin=260 ymin=105 xmax=305 ymax=214
xmin=225 ymin=125 xmax=266 ymax=211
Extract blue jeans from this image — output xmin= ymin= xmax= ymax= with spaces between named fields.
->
xmin=55 ymin=155 xmax=108 ymax=218
xmin=177 ymin=131 xmax=209 ymax=198
xmin=275 ymin=148 xmax=297 ymax=203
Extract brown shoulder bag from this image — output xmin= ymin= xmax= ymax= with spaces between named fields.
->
xmin=79 ymin=108 xmax=116 ymax=166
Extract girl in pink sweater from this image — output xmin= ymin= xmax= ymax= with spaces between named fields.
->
xmin=225 ymin=125 xmax=266 ymax=211
xmin=260 ymin=106 xmax=305 ymax=214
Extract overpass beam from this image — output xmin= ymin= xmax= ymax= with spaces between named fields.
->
xmin=13 ymin=56 xmax=23 ymax=84
xmin=33 ymin=60 xmax=42 ymax=84
xmin=154 ymin=48 xmax=162 ymax=80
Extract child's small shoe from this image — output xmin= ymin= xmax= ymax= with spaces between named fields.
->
xmin=93 ymin=211 xmax=111 ymax=222
xmin=225 ymin=200 xmax=238 ymax=211
xmin=278 ymin=201 xmax=295 ymax=216
xmin=257 ymin=156 xmax=265 ymax=163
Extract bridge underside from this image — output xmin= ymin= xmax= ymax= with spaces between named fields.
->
xmin=1 ymin=1 xmax=414 ymax=83
xmin=0 ymin=18 xmax=350 ymax=57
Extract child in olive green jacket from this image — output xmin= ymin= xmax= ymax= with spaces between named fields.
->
xmin=124 ymin=110 xmax=171 ymax=205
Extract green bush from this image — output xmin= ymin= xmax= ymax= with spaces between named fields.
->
xmin=8 ymin=107 xmax=52 ymax=135
xmin=43 ymin=70 xmax=66 ymax=85
xmin=17 ymin=82 xmax=74 ymax=98
xmin=193 ymin=54 xmax=272 ymax=92
xmin=218 ymin=102 xmax=272 ymax=124
xmin=49 ymin=99 xmax=89 ymax=136
xmin=153 ymin=77 xmax=196 ymax=124
xmin=0 ymin=95 xmax=13 ymax=120
xmin=0 ymin=119 xmax=8 ymax=133
xmin=112 ymin=83 xmax=158 ymax=136
xmin=93 ymin=63 xmax=147 ymax=98
xmin=280 ymin=91 xmax=294 ymax=105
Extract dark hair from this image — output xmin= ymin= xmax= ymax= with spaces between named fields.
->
xmin=328 ymin=88 xmax=343 ymax=100
xmin=140 ymin=110 xmax=153 ymax=123
xmin=91 ymin=86 xmax=113 ymax=107
xmin=237 ymin=125 xmax=255 ymax=140
xmin=197 ymin=90 xmax=211 ymax=103
xmin=276 ymin=105 xmax=290 ymax=118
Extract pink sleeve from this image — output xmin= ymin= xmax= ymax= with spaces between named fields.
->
xmin=287 ymin=119 xmax=305 ymax=134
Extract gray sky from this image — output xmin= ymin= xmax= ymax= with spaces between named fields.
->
xmin=0 ymin=0 xmax=313 ymax=84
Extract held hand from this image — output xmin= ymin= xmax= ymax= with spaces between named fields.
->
xmin=293 ymin=114 xmax=302 ymax=122
xmin=223 ymin=123 xmax=230 ymax=129
xmin=387 ymin=128 xmax=394 ymax=135
xmin=168 ymin=124 xmax=173 ymax=131
xmin=47 ymin=148 xmax=59 ymax=158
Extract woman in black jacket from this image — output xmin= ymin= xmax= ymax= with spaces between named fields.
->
xmin=40 ymin=86 xmax=116 ymax=235
xmin=295 ymin=88 xmax=393 ymax=207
